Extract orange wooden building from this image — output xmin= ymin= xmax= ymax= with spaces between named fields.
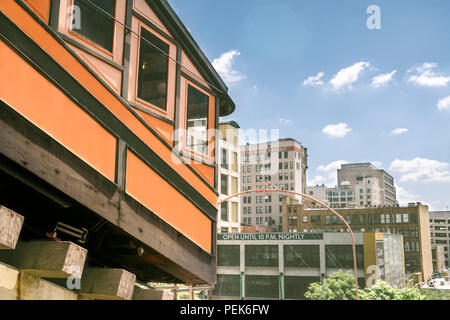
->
xmin=0 ymin=0 xmax=235 ymax=285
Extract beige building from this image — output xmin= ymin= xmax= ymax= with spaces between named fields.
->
xmin=282 ymin=199 xmax=433 ymax=280
xmin=432 ymin=245 xmax=446 ymax=274
xmin=240 ymin=138 xmax=307 ymax=231
xmin=306 ymin=162 xmax=397 ymax=209
xmin=218 ymin=121 xmax=241 ymax=234
xmin=429 ymin=211 xmax=450 ymax=268
xmin=337 ymin=163 xmax=397 ymax=207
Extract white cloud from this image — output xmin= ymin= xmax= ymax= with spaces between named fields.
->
xmin=329 ymin=61 xmax=370 ymax=90
xmin=310 ymin=160 xmax=349 ymax=187
xmin=391 ymin=128 xmax=408 ymax=135
xmin=212 ymin=50 xmax=245 ymax=84
xmin=308 ymin=175 xmax=326 ymax=186
xmin=389 ymin=158 xmax=450 ymax=183
xmin=371 ymin=70 xmax=397 ymax=88
xmin=278 ymin=118 xmax=291 ymax=124
xmin=303 ymin=72 xmax=325 ymax=87
xmin=407 ymin=62 xmax=450 ymax=87
xmin=437 ymin=96 xmax=450 ymax=111
xmin=395 ymin=185 xmax=419 ymax=204
xmin=322 ymin=123 xmax=352 ymax=138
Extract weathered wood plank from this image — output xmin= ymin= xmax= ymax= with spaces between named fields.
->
xmin=80 ymin=268 xmax=136 ymax=300
xmin=0 ymin=206 xmax=24 ymax=249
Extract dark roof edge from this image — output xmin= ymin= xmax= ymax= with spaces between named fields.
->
xmin=219 ymin=120 xmax=240 ymax=129
xmin=154 ymin=0 xmax=236 ymax=116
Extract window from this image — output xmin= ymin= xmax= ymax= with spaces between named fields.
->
xmin=296 ymin=163 xmax=300 ymax=170
xmin=403 ymin=213 xmax=409 ymax=224
xmin=221 ymin=174 xmax=228 ymax=195
xmin=186 ymin=85 xmax=209 ymax=155
xmin=245 ymin=245 xmax=278 ymax=267
xmin=290 ymin=162 xmax=294 ymax=169
xmin=359 ymin=214 xmax=366 ymax=225
xmin=311 ymin=215 xmax=321 ymax=225
xmin=232 ymin=152 xmax=238 ymax=172
xmin=284 ymin=245 xmax=320 ymax=267
xmin=73 ymin=0 xmax=116 ymax=52
xmin=284 ymin=162 xmax=288 ymax=169
xmin=288 ymin=216 xmax=297 ymax=226
xmin=279 ymin=162 xmax=283 ymax=170
xmin=217 ymin=245 xmax=240 ymax=266
xmin=220 ymin=227 xmax=228 ymax=233
xmin=214 ymin=275 xmax=240 ymax=297
xmin=279 ymin=173 xmax=283 ymax=181
xmin=284 ymin=151 xmax=288 ymax=158
xmin=221 ymin=201 xmax=228 ymax=221
xmin=245 ymin=275 xmax=279 ymax=299
xmin=302 ymin=215 xmax=308 ymax=223
xmin=325 ymin=245 xmax=364 ymax=268
xmin=221 ymin=148 xmax=228 ymax=169
xmin=136 ymin=27 xmax=171 ymax=111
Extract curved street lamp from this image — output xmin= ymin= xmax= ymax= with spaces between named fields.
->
xmin=217 ymin=187 xmax=360 ymax=300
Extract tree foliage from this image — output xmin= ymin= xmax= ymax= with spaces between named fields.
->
xmin=304 ymin=270 xmax=426 ymax=300
xmin=304 ymin=270 xmax=356 ymax=300
xmin=359 ymin=281 xmax=426 ymax=300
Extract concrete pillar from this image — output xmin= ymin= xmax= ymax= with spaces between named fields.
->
xmin=319 ymin=243 xmax=326 ymax=276
xmin=0 ymin=240 xmax=87 ymax=278
xmin=132 ymin=286 xmax=173 ymax=300
xmin=279 ymin=244 xmax=284 ymax=300
xmin=240 ymin=243 xmax=245 ymax=299
xmin=0 ymin=206 xmax=24 ymax=250
xmin=80 ymin=268 xmax=136 ymax=300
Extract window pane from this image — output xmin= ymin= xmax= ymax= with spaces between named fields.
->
xmin=284 ymin=245 xmax=320 ymax=267
xmin=221 ymin=174 xmax=228 ymax=195
xmin=221 ymin=201 xmax=228 ymax=221
xmin=284 ymin=276 xmax=320 ymax=299
xmin=246 ymin=275 xmax=279 ymax=299
xmin=245 ymin=245 xmax=278 ymax=267
xmin=217 ymin=245 xmax=240 ymax=266
xmin=214 ymin=274 xmax=240 ymax=297
xmin=186 ymin=85 xmax=209 ymax=154
xmin=137 ymin=28 xmax=169 ymax=110
xmin=73 ymin=0 xmax=115 ymax=51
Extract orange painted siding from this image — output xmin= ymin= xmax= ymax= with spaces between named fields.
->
xmin=134 ymin=109 xmax=174 ymax=146
xmin=126 ymin=151 xmax=212 ymax=253
xmin=190 ymin=163 xmax=215 ymax=187
xmin=0 ymin=1 xmax=217 ymax=206
xmin=23 ymin=0 xmax=50 ymax=23
xmin=0 ymin=42 xmax=117 ymax=181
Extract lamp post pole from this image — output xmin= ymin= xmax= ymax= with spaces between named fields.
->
xmin=217 ymin=188 xmax=360 ymax=300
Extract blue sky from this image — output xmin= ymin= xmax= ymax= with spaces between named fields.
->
xmin=170 ymin=0 xmax=450 ymax=210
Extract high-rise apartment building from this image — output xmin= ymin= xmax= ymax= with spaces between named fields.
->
xmin=218 ymin=121 xmax=241 ymax=234
xmin=240 ymin=138 xmax=307 ymax=231
xmin=306 ymin=163 xmax=397 ymax=209
xmin=429 ymin=211 xmax=450 ymax=268
xmin=337 ymin=163 xmax=397 ymax=207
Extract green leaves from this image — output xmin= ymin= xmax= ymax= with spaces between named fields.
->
xmin=304 ymin=270 xmax=426 ymax=300
xmin=359 ymin=281 xmax=426 ymax=300
xmin=304 ymin=270 xmax=356 ymax=300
